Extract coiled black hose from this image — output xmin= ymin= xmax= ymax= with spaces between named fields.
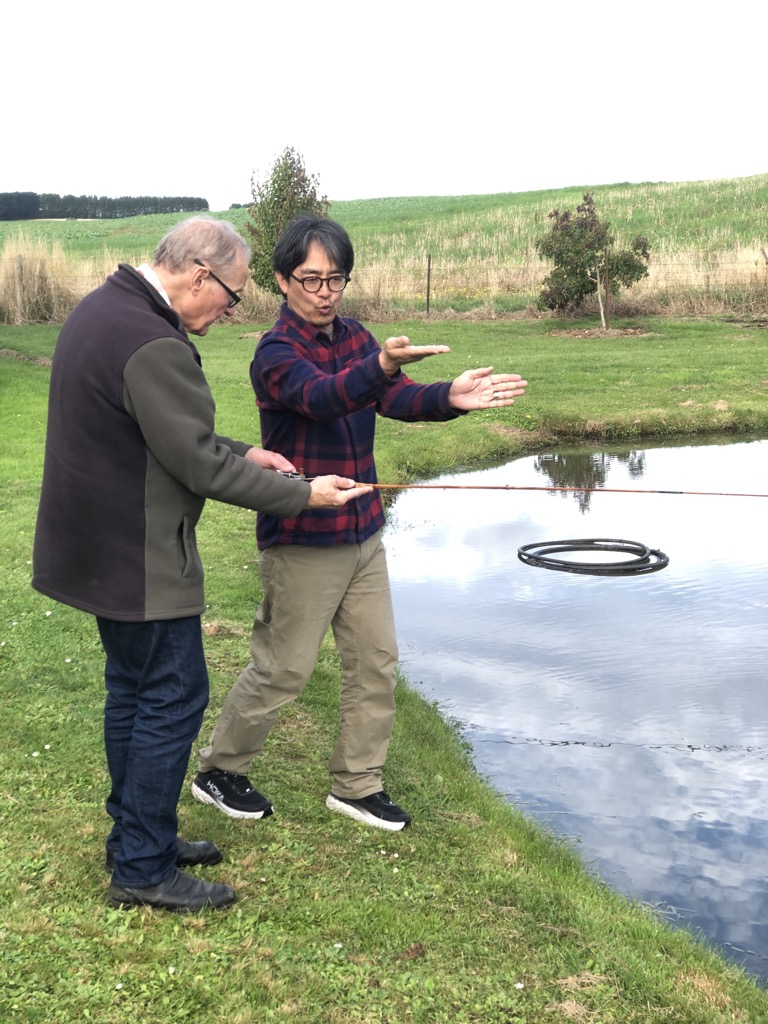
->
xmin=517 ymin=538 xmax=669 ymax=576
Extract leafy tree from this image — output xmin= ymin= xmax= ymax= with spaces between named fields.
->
xmin=0 ymin=192 xmax=39 ymax=220
xmin=536 ymin=193 xmax=650 ymax=322
xmin=246 ymin=146 xmax=329 ymax=293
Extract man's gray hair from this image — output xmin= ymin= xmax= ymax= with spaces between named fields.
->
xmin=152 ymin=216 xmax=251 ymax=274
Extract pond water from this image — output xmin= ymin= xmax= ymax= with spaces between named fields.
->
xmin=384 ymin=437 xmax=768 ymax=980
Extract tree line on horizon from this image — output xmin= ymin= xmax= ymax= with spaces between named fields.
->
xmin=0 ymin=192 xmax=209 ymax=221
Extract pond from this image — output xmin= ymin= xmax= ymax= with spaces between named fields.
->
xmin=384 ymin=437 xmax=768 ymax=980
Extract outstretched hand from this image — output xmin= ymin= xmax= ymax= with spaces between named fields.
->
xmin=307 ymin=475 xmax=373 ymax=509
xmin=379 ymin=335 xmax=451 ymax=375
xmin=448 ymin=366 xmax=528 ymax=411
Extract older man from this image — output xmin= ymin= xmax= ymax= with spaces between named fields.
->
xmin=32 ymin=216 xmax=369 ymax=911
xmin=194 ymin=215 xmax=528 ymax=831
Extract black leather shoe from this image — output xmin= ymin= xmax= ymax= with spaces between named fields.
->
xmin=104 ymin=839 xmax=222 ymax=872
xmin=108 ymin=869 xmax=236 ymax=912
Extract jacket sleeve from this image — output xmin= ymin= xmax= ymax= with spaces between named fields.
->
xmin=122 ymin=337 xmax=310 ymax=515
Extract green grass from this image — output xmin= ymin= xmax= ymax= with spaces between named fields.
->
xmin=204 ymin=318 xmax=768 ymax=484
xmin=2 ymin=319 xmax=768 ymax=1022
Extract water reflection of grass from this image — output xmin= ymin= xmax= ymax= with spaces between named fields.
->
xmin=2 ymin=321 xmax=768 ymax=1022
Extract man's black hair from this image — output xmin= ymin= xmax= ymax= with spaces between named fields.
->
xmin=273 ymin=215 xmax=355 ymax=280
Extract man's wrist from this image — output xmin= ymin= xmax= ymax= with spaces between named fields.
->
xmin=378 ymin=351 xmax=399 ymax=376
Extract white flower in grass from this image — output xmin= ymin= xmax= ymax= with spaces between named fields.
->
xmin=44 ymin=744 xmax=51 ymax=750
xmin=32 ymin=751 xmax=40 ymax=757
xmin=65 ymin=658 xmax=72 ymax=663
xmin=168 ymin=966 xmax=176 ymax=975
xmin=515 ymin=982 xmax=524 ymax=990
xmin=333 ymin=943 xmax=343 ymax=949
xmin=44 ymin=611 xmax=51 ymax=617
xmin=115 ymin=983 xmax=124 ymax=990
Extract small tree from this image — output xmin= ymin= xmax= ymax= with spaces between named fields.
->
xmin=536 ymin=193 xmax=650 ymax=323
xmin=246 ymin=146 xmax=329 ymax=294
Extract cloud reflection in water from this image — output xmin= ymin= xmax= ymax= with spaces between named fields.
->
xmin=386 ymin=439 xmax=768 ymax=976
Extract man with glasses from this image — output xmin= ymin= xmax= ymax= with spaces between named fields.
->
xmin=194 ymin=215 xmax=527 ymax=831
xmin=33 ymin=216 xmax=371 ymax=911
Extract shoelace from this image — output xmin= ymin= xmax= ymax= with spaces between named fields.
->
xmin=223 ymin=772 xmax=255 ymax=795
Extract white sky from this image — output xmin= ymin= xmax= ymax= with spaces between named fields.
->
xmin=3 ymin=0 xmax=764 ymax=211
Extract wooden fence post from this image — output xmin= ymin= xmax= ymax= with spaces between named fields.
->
xmin=14 ymin=255 xmax=24 ymax=325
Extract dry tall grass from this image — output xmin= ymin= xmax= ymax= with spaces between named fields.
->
xmin=2 ymin=231 xmax=768 ymax=325
xmin=0 ymin=236 xmax=81 ymax=324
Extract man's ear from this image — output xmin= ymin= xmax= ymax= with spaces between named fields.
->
xmin=275 ymin=271 xmax=288 ymax=297
xmin=191 ymin=263 xmax=207 ymax=296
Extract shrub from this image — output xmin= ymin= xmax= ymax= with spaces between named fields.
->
xmin=536 ymin=193 xmax=650 ymax=317
xmin=246 ymin=147 xmax=329 ymax=294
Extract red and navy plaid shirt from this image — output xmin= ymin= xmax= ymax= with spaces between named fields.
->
xmin=252 ymin=304 xmax=463 ymax=549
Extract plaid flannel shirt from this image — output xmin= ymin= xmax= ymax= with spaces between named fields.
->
xmin=252 ymin=304 xmax=463 ymax=549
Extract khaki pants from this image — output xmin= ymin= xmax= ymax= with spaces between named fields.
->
xmin=198 ymin=531 xmax=398 ymax=799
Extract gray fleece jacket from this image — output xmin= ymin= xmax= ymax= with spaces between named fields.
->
xmin=32 ymin=264 xmax=309 ymax=621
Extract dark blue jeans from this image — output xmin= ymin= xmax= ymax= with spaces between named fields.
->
xmin=96 ymin=616 xmax=209 ymax=887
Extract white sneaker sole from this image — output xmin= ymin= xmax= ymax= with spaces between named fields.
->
xmin=325 ymin=793 xmax=408 ymax=831
xmin=191 ymin=781 xmax=272 ymax=820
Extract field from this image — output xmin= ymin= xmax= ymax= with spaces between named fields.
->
xmin=1 ymin=173 xmax=768 ymax=323
xmin=2 ymin=317 xmax=768 ymax=1022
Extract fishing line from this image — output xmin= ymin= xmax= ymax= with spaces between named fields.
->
xmin=276 ymin=472 xmax=768 ymax=499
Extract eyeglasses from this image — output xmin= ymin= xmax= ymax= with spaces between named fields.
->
xmin=290 ymin=273 xmax=350 ymax=293
xmin=194 ymin=258 xmax=242 ymax=307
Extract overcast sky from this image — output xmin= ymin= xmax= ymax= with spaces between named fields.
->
xmin=3 ymin=0 xmax=763 ymax=211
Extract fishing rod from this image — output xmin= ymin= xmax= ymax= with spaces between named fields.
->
xmin=276 ymin=473 xmax=768 ymax=499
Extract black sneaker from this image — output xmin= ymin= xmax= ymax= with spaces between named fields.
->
xmin=326 ymin=791 xmax=411 ymax=831
xmin=191 ymin=770 xmax=273 ymax=820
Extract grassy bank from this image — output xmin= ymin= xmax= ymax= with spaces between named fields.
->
xmin=2 ymin=174 xmax=768 ymax=323
xmin=2 ymin=319 xmax=768 ymax=1023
